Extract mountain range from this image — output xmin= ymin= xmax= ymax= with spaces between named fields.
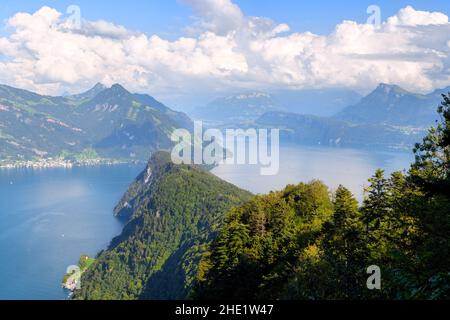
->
xmin=0 ymin=83 xmax=191 ymax=163
xmin=1 ymin=81 xmax=448 ymax=162
xmin=257 ymin=112 xmax=424 ymax=151
xmin=190 ymin=88 xmax=362 ymax=123
xmin=253 ymin=84 xmax=449 ymax=151
xmin=336 ymin=83 xmax=449 ymax=127
xmin=191 ymin=91 xmax=284 ymax=124
xmin=272 ymin=88 xmax=362 ymax=117
xmin=188 ymin=84 xmax=448 ymax=151
xmin=193 ymin=83 xmax=447 ymax=128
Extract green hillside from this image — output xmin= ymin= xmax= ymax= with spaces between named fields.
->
xmin=0 ymin=83 xmax=192 ymax=163
xmin=73 ymin=151 xmax=252 ymax=300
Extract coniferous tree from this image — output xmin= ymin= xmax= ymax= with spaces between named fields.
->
xmin=412 ymin=93 xmax=450 ymax=197
xmin=407 ymin=93 xmax=450 ymax=299
xmin=322 ymin=186 xmax=367 ymax=299
xmin=362 ymin=169 xmax=389 ymax=235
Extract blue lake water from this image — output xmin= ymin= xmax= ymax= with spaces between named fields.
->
xmin=0 ymin=145 xmax=413 ymax=300
xmin=212 ymin=145 xmax=413 ymax=200
xmin=0 ymin=164 xmax=143 ymax=300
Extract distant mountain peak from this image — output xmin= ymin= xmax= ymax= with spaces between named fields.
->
xmin=429 ymin=85 xmax=450 ymax=97
xmin=74 ymin=83 xmax=128 ymax=98
xmin=89 ymin=83 xmax=130 ymax=99
xmin=336 ymin=83 xmax=440 ymax=126
xmin=374 ymin=83 xmax=409 ymax=95
xmin=375 ymin=83 xmax=407 ymax=93
xmin=71 ymin=82 xmax=107 ymax=100
xmin=110 ymin=83 xmax=128 ymax=91
xmin=225 ymin=91 xmax=272 ymax=100
xmin=92 ymin=82 xmax=106 ymax=90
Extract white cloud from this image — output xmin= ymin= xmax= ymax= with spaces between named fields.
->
xmin=0 ymin=1 xmax=449 ymax=103
xmin=76 ymin=20 xmax=131 ymax=39
xmin=183 ymin=0 xmax=244 ymax=35
xmin=387 ymin=5 xmax=448 ymax=26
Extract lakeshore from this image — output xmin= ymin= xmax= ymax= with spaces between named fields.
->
xmin=62 ymin=255 xmax=96 ymax=293
xmin=0 ymin=164 xmax=143 ymax=299
xmin=0 ymin=157 xmax=137 ymax=169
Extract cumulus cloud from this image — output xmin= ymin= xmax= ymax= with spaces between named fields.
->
xmin=75 ymin=20 xmax=131 ymax=39
xmin=387 ymin=6 xmax=449 ymax=26
xmin=0 ymin=1 xmax=449 ymax=103
xmin=183 ymin=0 xmax=244 ymax=35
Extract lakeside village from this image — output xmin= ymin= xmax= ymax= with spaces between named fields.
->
xmin=0 ymin=148 xmax=142 ymax=169
xmin=0 ymin=154 xmax=137 ymax=169
xmin=0 ymin=157 xmax=127 ymax=169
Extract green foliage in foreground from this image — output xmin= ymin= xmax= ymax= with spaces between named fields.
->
xmin=74 ymin=152 xmax=252 ymax=300
xmin=76 ymin=94 xmax=450 ymax=300
xmin=194 ymin=93 xmax=450 ymax=300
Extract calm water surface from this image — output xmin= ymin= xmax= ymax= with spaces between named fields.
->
xmin=0 ymin=164 xmax=143 ymax=300
xmin=212 ymin=145 xmax=413 ymax=200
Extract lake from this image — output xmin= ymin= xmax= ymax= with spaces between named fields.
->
xmin=0 ymin=145 xmax=413 ymax=300
xmin=212 ymin=145 xmax=413 ymax=200
xmin=0 ymin=164 xmax=143 ymax=300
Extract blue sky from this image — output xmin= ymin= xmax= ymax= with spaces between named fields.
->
xmin=0 ymin=0 xmax=449 ymax=106
xmin=1 ymin=0 xmax=448 ymax=37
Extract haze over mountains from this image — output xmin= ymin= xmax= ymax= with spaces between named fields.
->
xmin=256 ymin=112 xmax=424 ymax=151
xmin=191 ymin=83 xmax=447 ymax=151
xmin=192 ymin=92 xmax=284 ymax=123
xmin=336 ymin=83 xmax=450 ymax=127
xmin=0 ymin=83 xmax=191 ymax=163
xmin=0 ymin=81 xmax=448 ymax=163
xmin=191 ymin=88 xmax=362 ymax=123
xmin=193 ymin=83 xmax=445 ymax=127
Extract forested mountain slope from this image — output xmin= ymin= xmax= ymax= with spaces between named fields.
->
xmin=74 ymin=152 xmax=252 ymax=300
xmin=195 ymin=94 xmax=450 ymax=300
xmin=0 ymin=83 xmax=191 ymax=162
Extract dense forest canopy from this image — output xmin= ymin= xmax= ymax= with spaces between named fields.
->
xmin=74 ymin=152 xmax=252 ymax=300
xmin=194 ymin=93 xmax=450 ymax=300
